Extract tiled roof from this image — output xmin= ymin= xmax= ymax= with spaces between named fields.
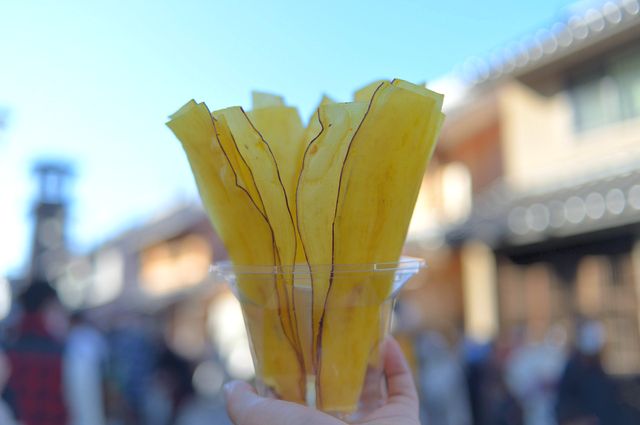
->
xmin=433 ymin=0 xmax=640 ymax=113
xmin=96 ymin=202 xmax=207 ymax=252
xmin=447 ymin=165 xmax=640 ymax=247
xmin=461 ymin=0 xmax=640 ymax=86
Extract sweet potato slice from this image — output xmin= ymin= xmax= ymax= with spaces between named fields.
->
xmin=252 ymin=91 xmax=285 ymax=108
xmin=167 ymin=101 xmax=270 ymax=267
xmin=167 ymin=100 xmax=304 ymax=402
xmin=298 ymin=95 xmax=334 ymax=162
xmin=215 ymin=106 xmax=302 ymax=355
xmin=215 ymin=107 xmax=298 ymax=267
xmin=353 ymin=80 xmax=385 ymax=102
xmin=210 ymin=111 xmax=266 ymax=215
xmin=246 ymin=105 xmax=311 ymax=371
xmin=246 ymin=106 xmax=305 ymax=235
xmin=392 ymin=78 xmax=444 ymax=109
xmin=317 ymin=81 xmax=444 ymax=411
xmin=334 ymin=80 xmax=443 ymax=263
xmin=296 ymin=102 xmax=368 ymax=370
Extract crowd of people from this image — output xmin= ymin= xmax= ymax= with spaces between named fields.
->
xmin=412 ymin=321 xmax=640 ymax=425
xmin=0 ymin=279 xmax=229 ymax=425
xmin=2 ymin=278 xmax=640 ymax=425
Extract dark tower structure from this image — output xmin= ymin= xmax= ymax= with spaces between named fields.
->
xmin=29 ymin=161 xmax=73 ymax=281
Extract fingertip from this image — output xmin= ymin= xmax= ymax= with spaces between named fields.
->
xmin=224 ymin=379 xmax=253 ymax=393
xmin=224 ymin=380 xmax=256 ymax=405
xmin=383 ymin=336 xmax=407 ymax=367
xmin=224 ymin=380 xmax=261 ymax=424
xmin=385 ymin=335 xmax=401 ymax=350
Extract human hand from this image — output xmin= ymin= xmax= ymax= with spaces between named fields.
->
xmin=224 ymin=337 xmax=420 ymax=425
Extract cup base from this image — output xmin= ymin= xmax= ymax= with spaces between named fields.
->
xmin=253 ymin=364 xmax=387 ymax=422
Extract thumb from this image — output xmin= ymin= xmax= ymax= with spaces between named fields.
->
xmin=223 ymin=380 xmax=261 ymax=424
xmin=383 ymin=337 xmax=419 ymax=407
xmin=223 ymin=380 xmax=342 ymax=425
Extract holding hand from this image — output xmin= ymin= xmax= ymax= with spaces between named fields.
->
xmin=224 ymin=337 xmax=421 ymax=425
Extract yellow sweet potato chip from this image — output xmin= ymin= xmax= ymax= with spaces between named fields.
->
xmin=167 ymin=101 xmax=304 ymax=402
xmin=296 ymin=102 xmax=368 ymax=368
xmin=318 ymin=80 xmax=444 ymax=411
xmin=252 ymin=91 xmax=285 ymax=108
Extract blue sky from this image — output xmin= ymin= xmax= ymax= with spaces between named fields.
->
xmin=0 ymin=0 xmax=581 ymax=276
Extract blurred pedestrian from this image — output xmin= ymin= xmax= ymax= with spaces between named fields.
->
xmin=460 ymin=329 xmax=525 ymax=425
xmin=4 ymin=280 xmax=69 ymax=425
xmin=144 ymin=345 xmax=196 ymax=425
xmin=109 ymin=313 xmax=157 ymax=423
xmin=505 ymin=325 xmax=565 ymax=425
xmin=64 ymin=311 xmax=109 ymax=425
xmin=460 ymin=333 xmax=494 ymax=425
xmin=482 ymin=334 xmax=524 ymax=425
xmin=416 ymin=331 xmax=471 ymax=425
xmin=555 ymin=320 xmax=623 ymax=425
xmin=0 ymin=350 xmax=18 ymax=425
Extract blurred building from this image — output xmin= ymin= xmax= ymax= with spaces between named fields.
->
xmin=58 ymin=204 xmax=218 ymax=351
xmin=57 ymin=201 xmax=253 ymax=392
xmin=406 ymin=0 xmax=640 ymax=375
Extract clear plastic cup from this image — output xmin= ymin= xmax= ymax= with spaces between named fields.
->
xmin=212 ymin=256 xmax=424 ymax=421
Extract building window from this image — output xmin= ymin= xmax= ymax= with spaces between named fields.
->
xmin=408 ymin=161 xmax=472 ymax=238
xmin=441 ymin=162 xmax=473 ymax=222
xmin=570 ymin=46 xmax=640 ymax=132
xmin=139 ymin=233 xmax=212 ymax=295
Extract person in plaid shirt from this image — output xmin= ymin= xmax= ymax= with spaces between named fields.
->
xmin=4 ymin=280 xmax=69 ymax=425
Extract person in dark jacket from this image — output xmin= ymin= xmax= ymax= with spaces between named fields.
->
xmin=4 ymin=280 xmax=69 ymax=425
xmin=555 ymin=320 xmax=623 ymax=425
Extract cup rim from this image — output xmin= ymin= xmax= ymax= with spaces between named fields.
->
xmin=210 ymin=255 xmax=426 ymax=276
